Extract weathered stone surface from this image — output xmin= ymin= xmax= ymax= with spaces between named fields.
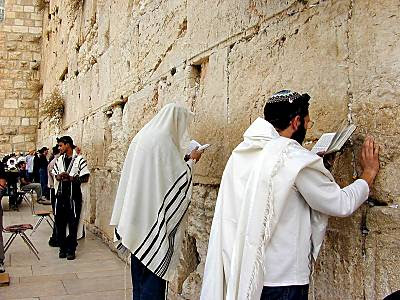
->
xmin=12 ymin=0 xmax=399 ymax=299
xmin=349 ymin=0 xmax=400 ymax=205
xmin=0 ymin=0 xmax=42 ymax=154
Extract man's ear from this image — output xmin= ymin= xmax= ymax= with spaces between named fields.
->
xmin=291 ymin=115 xmax=301 ymax=131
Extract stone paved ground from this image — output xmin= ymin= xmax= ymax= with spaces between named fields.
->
xmin=0 ymin=197 xmax=132 ymax=300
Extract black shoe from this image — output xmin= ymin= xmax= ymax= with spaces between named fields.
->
xmin=49 ymin=237 xmax=59 ymax=247
xmin=66 ymin=252 xmax=76 ymax=260
xmin=59 ymin=251 xmax=67 ymax=258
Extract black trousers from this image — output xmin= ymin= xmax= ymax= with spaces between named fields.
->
xmin=261 ymin=285 xmax=309 ymax=300
xmin=7 ymin=184 xmax=18 ymax=208
xmin=55 ymin=196 xmax=82 ymax=253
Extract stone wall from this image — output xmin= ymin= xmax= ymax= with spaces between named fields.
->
xmin=0 ymin=0 xmax=42 ymax=154
xmin=36 ymin=0 xmax=400 ymax=299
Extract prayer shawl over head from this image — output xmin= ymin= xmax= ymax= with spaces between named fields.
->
xmin=110 ymin=103 xmax=194 ymax=281
xmin=201 ymin=118 xmax=331 ymax=300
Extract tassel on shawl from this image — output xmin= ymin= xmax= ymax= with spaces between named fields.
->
xmin=246 ymin=146 xmax=291 ymax=299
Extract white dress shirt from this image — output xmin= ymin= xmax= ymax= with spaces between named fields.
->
xmin=264 ymin=167 xmax=369 ymax=286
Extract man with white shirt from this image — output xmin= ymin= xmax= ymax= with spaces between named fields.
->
xmin=201 ymin=90 xmax=380 ymax=300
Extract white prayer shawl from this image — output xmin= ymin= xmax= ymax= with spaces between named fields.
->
xmin=52 ymin=151 xmax=90 ymax=239
xmin=201 ymin=118 xmax=332 ymax=300
xmin=110 ymin=103 xmax=194 ymax=281
xmin=76 ymin=183 xmax=89 ymax=239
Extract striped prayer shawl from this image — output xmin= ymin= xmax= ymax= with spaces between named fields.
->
xmin=52 ymin=152 xmax=90 ymax=216
xmin=110 ymin=103 xmax=195 ymax=281
xmin=133 ymin=165 xmax=192 ymax=277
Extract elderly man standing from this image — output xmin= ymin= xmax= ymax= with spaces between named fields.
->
xmin=201 ymin=90 xmax=380 ymax=300
xmin=53 ymin=136 xmax=90 ymax=260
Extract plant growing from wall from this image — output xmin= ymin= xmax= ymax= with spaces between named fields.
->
xmin=40 ymin=88 xmax=64 ymax=127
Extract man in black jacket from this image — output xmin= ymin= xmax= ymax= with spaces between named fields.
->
xmin=38 ymin=147 xmax=49 ymax=201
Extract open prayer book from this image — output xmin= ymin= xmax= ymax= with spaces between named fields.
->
xmin=188 ymin=140 xmax=211 ymax=153
xmin=311 ymin=124 xmax=356 ymax=154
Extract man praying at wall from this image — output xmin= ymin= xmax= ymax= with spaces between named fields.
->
xmin=110 ymin=103 xmax=204 ymax=300
xmin=52 ymin=136 xmax=90 ymax=260
xmin=201 ymin=90 xmax=380 ymax=300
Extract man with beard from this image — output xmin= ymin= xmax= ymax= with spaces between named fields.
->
xmin=201 ymin=90 xmax=380 ymax=300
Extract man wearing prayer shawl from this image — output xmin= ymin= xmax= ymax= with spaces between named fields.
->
xmin=201 ymin=90 xmax=380 ymax=300
xmin=52 ymin=136 xmax=90 ymax=260
xmin=110 ymin=103 xmax=204 ymax=300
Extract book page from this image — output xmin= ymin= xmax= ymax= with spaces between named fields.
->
xmin=326 ymin=124 xmax=356 ymax=154
xmin=325 ymin=120 xmax=350 ymax=152
xmin=311 ymin=133 xmax=335 ymax=154
xmin=187 ymin=140 xmax=201 ymax=154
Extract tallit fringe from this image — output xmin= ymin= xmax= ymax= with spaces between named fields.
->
xmin=246 ymin=146 xmax=290 ymax=299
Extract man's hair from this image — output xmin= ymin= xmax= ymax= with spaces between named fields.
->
xmin=52 ymin=145 xmax=60 ymax=155
xmin=17 ymin=161 xmax=26 ymax=167
xmin=38 ymin=147 xmax=48 ymax=154
xmin=57 ymin=136 xmax=76 ymax=149
xmin=264 ymin=90 xmax=310 ymax=131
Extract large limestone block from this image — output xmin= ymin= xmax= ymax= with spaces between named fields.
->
xmin=170 ymin=184 xmax=219 ymax=300
xmin=122 ymin=0 xmax=188 ymax=84
xmin=96 ymin=0 xmax=111 ymax=56
xmin=97 ymin=50 xmax=112 ymax=108
xmin=62 ymin=79 xmax=80 ymax=126
xmin=93 ymin=169 xmax=121 ymax=240
xmin=313 ymin=209 xmax=365 ymax=300
xmin=82 ymin=112 xmax=106 ymax=168
xmin=364 ymin=207 xmax=400 ymax=299
xmin=228 ymin=1 xmax=351 ymax=154
xmin=186 ymin=0 xmax=297 ymax=58
xmin=349 ymin=0 xmax=400 ymax=204
xmin=122 ymin=83 xmax=160 ymax=140
xmin=186 ymin=49 xmax=229 ymax=183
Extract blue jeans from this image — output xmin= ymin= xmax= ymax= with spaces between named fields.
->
xmin=261 ymin=285 xmax=309 ymax=300
xmin=131 ymin=254 xmax=166 ymax=300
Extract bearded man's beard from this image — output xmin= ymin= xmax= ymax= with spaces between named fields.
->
xmin=291 ymin=118 xmax=307 ymax=145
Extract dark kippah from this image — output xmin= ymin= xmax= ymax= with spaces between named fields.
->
xmin=264 ymin=90 xmax=310 ymax=130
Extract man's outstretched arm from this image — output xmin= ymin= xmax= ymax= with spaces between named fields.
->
xmin=296 ymin=136 xmax=379 ymax=217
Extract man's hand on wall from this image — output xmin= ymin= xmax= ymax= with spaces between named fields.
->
xmin=360 ymin=136 xmax=380 ymax=188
